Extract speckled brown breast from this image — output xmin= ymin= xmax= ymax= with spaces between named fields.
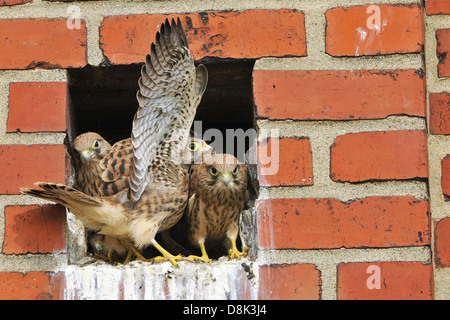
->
xmin=187 ymin=184 xmax=246 ymax=243
xmin=135 ymin=164 xmax=190 ymax=234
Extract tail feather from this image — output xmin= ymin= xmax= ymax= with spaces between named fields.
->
xmin=20 ymin=182 xmax=127 ymax=233
xmin=20 ymin=187 xmax=71 ymax=207
xmin=20 ymin=182 xmax=101 ymax=207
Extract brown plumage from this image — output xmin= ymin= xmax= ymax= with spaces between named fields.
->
xmin=20 ymin=18 xmax=208 ymax=267
xmin=72 ymin=132 xmax=212 ymax=262
xmin=71 ymin=133 xmax=135 ymax=262
xmin=87 ymin=231 xmax=127 ymax=262
xmin=72 ymin=132 xmax=111 ymax=197
xmin=73 ymin=133 xmax=210 ymax=200
xmin=186 ymin=153 xmax=248 ymax=262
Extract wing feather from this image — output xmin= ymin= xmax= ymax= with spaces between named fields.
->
xmin=100 ymin=139 xmax=133 ymax=182
xmin=128 ymin=17 xmax=208 ymax=202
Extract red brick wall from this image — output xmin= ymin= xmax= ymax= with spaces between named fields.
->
xmin=426 ymin=0 xmax=450 ymax=299
xmin=0 ymin=0 xmax=448 ymax=300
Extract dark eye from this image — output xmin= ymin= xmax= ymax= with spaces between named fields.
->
xmin=232 ymin=166 xmax=239 ymax=176
xmin=92 ymin=140 xmax=100 ymax=150
xmin=209 ymin=167 xmax=219 ymax=176
xmin=188 ymin=142 xmax=199 ymax=151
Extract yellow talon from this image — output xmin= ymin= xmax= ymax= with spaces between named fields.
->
xmin=228 ymin=239 xmax=248 ymax=260
xmin=119 ymin=250 xmax=133 ymax=265
xmin=150 ymin=256 xmax=168 ymax=263
xmin=152 ymin=240 xmax=183 ymax=267
xmin=119 ymin=239 xmax=151 ymax=264
xmin=128 ymin=244 xmax=149 ymax=262
xmin=186 ymin=242 xmax=212 ymax=263
xmin=107 ymin=248 xmax=114 ymax=262
xmin=148 ymin=254 xmax=182 ymax=264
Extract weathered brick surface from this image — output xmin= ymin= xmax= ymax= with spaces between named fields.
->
xmin=257 ymin=197 xmax=430 ymax=250
xmin=3 ymin=205 xmax=66 ymax=254
xmin=337 ymin=262 xmax=433 ymax=300
xmin=0 ymin=272 xmax=65 ymax=300
xmin=258 ymin=264 xmax=321 ymax=300
xmin=442 ymin=155 xmax=450 ymax=199
xmin=427 ymin=0 xmax=450 ymax=15
xmin=0 ymin=0 xmax=31 ymax=5
xmin=326 ymin=4 xmax=424 ymax=56
xmin=100 ymin=10 xmax=306 ymax=64
xmin=257 ymin=137 xmax=313 ymax=187
xmin=429 ymin=92 xmax=450 ymax=135
xmin=330 ymin=130 xmax=428 ymax=182
xmin=0 ymin=144 xmax=66 ymax=194
xmin=253 ymin=69 xmax=426 ymax=120
xmin=7 ymin=82 xmax=68 ymax=133
xmin=0 ymin=18 xmax=87 ymax=69
xmin=437 ymin=29 xmax=450 ymax=78
xmin=435 ymin=218 xmax=450 ymax=268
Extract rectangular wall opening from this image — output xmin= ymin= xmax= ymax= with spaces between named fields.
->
xmin=67 ymin=59 xmax=257 ymax=262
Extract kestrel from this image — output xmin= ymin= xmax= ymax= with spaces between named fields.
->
xmin=70 ymin=132 xmax=137 ymax=263
xmin=21 ymin=18 xmax=208 ymax=267
xmin=186 ymin=153 xmax=249 ymax=262
xmin=87 ymin=231 xmax=128 ymax=262
xmin=72 ymin=133 xmax=134 ymax=197
xmin=73 ymin=132 xmax=211 ymax=263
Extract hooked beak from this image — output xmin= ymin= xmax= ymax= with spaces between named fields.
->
xmin=80 ymin=150 xmax=93 ymax=162
xmin=219 ymin=173 xmax=232 ymax=186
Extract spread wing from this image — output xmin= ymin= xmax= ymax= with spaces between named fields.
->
xmin=129 ymin=17 xmax=208 ymax=202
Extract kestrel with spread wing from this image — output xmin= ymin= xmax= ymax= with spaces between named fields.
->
xmin=186 ymin=153 xmax=248 ymax=262
xmin=72 ymin=132 xmax=212 ymax=263
xmin=21 ymin=18 xmax=208 ymax=266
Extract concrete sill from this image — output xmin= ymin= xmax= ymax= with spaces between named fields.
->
xmin=63 ymin=257 xmax=258 ymax=300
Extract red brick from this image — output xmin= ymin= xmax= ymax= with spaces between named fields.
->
xmin=253 ymin=69 xmax=426 ymax=120
xmin=430 ymin=92 xmax=450 ymax=134
xmin=7 ymin=82 xmax=68 ymax=133
xmin=256 ymin=197 xmax=430 ymax=250
xmin=258 ymin=264 xmax=321 ymax=300
xmin=100 ymin=10 xmax=306 ymax=64
xmin=337 ymin=262 xmax=433 ymax=300
xmin=426 ymin=0 xmax=450 ymax=15
xmin=0 ymin=144 xmax=66 ymax=194
xmin=435 ymin=218 xmax=450 ymax=267
xmin=330 ymin=130 xmax=428 ymax=182
xmin=0 ymin=18 xmax=87 ymax=70
xmin=3 ymin=205 xmax=66 ymax=254
xmin=0 ymin=0 xmax=32 ymax=5
xmin=257 ymin=137 xmax=313 ymax=187
xmin=442 ymin=155 xmax=450 ymax=198
xmin=326 ymin=4 xmax=424 ymax=56
xmin=0 ymin=271 xmax=64 ymax=300
xmin=437 ymin=29 xmax=450 ymax=78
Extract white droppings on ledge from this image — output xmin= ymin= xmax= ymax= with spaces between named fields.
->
xmin=64 ymin=258 xmax=259 ymax=300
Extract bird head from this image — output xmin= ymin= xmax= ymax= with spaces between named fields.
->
xmin=72 ymin=132 xmax=111 ymax=165
xmin=201 ymin=153 xmax=247 ymax=192
xmin=182 ymin=137 xmax=214 ymax=165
